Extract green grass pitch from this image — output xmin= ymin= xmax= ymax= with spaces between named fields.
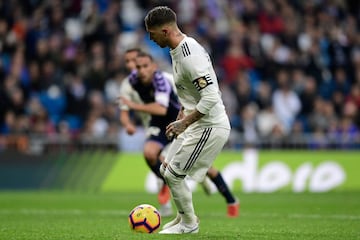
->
xmin=0 ymin=191 xmax=359 ymax=240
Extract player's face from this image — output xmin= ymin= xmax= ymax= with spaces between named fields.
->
xmin=146 ymin=26 xmax=168 ymax=48
xmin=135 ymin=56 xmax=156 ymax=84
xmin=124 ymin=51 xmax=138 ymax=72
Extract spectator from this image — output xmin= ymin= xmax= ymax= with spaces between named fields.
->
xmin=258 ymin=0 xmax=284 ymax=35
xmin=345 ymin=84 xmax=360 ymax=127
xmin=26 ymin=96 xmax=51 ymax=135
xmin=257 ymin=103 xmax=283 ymax=138
xmin=27 ymin=61 xmax=42 ymax=94
xmin=254 ymin=81 xmax=272 ymax=110
xmin=240 ymin=0 xmax=259 ymax=25
xmin=240 ymin=103 xmax=259 ymax=145
xmin=308 ymin=98 xmax=337 ymax=132
xmin=299 ymin=75 xmax=317 ymax=118
xmin=84 ymin=42 xmax=107 ymax=91
xmin=0 ymin=0 xmax=359 ymax=150
xmin=64 ymin=73 xmax=89 ymax=131
xmin=231 ymin=69 xmax=254 ymax=117
xmin=220 ymin=36 xmax=255 ymax=84
xmin=272 ymin=69 xmax=301 ymax=133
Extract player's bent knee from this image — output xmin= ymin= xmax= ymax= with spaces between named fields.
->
xmin=163 ymin=166 xmax=185 ymax=184
xmin=207 ymin=166 xmax=219 ymax=178
xmin=143 ymin=142 xmax=161 ymax=164
xmin=159 ymin=163 xmax=166 ymax=177
xmin=143 ymin=152 xmax=158 ymax=165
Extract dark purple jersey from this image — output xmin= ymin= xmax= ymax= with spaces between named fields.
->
xmin=128 ymin=70 xmax=180 ymax=145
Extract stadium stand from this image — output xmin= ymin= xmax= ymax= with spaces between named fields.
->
xmin=0 ymin=0 xmax=359 ymax=153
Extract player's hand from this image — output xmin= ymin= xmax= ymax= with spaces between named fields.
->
xmin=115 ymin=96 xmax=123 ymax=105
xmin=125 ymin=123 xmax=136 ymax=135
xmin=166 ymin=120 xmax=186 ymax=139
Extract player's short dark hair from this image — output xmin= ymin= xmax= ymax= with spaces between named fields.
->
xmin=125 ymin=48 xmax=142 ymax=54
xmin=136 ymin=51 xmax=154 ymax=62
xmin=144 ymin=6 xmax=177 ymax=29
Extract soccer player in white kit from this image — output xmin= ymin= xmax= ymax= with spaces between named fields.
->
xmin=145 ymin=6 xmax=232 ymax=234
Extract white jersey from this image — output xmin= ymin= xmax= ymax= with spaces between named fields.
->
xmin=118 ymin=71 xmax=175 ymax=128
xmin=170 ymin=36 xmax=230 ymax=130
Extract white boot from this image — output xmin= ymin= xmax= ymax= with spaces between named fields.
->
xmin=159 ymin=217 xmax=199 ymax=234
xmin=162 ymin=212 xmax=181 ymax=229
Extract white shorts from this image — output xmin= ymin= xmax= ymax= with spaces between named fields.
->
xmin=164 ymin=126 xmax=230 ymax=182
xmin=160 ymin=142 xmax=170 ymax=159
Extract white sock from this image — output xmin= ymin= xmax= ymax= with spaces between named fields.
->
xmin=164 ymin=171 xmax=197 ymax=225
xmin=174 ymin=181 xmax=196 ymax=225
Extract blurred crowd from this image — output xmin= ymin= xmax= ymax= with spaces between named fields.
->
xmin=1 ymin=0 xmax=360 ymax=149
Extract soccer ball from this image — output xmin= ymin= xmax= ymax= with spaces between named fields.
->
xmin=128 ymin=204 xmax=161 ymax=233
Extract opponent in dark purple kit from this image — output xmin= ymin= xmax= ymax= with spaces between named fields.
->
xmin=127 ymin=66 xmax=180 ymax=146
xmin=119 ymin=51 xmax=178 ymax=216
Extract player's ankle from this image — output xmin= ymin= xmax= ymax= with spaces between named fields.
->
xmin=181 ymin=215 xmax=198 ymax=226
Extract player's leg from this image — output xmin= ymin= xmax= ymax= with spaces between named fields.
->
xmin=148 ymin=130 xmax=174 ymax=212
xmin=143 ymin=140 xmax=164 ymax=180
xmin=159 ymin=134 xmax=198 ymax=233
xmin=160 ymin=127 xmax=230 ymax=234
xmin=143 ymin=140 xmax=172 ymax=216
xmin=207 ymin=166 xmax=239 ymax=217
xmin=160 ymin=166 xmax=199 ymax=234
xmin=144 ymin=126 xmax=172 ymax=180
xmin=199 ymin=175 xmax=213 ymax=195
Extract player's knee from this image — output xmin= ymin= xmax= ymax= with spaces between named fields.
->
xmin=159 ymin=163 xmax=166 ymax=177
xmin=163 ymin=167 xmax=183 ymax=185
xmin=207 ymin=166 xmax=219 ymax=178
xmin=143 ymin=144 xmax=161 ymax=165
xmin=143 ymin=151 xmax=158 ymax=165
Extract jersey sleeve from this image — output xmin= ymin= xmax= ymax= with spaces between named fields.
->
xmin=163 ymin=72 xmax=177 ymax=94
xmin=153 ymin=71 xmax=172 ymax=108
xmin=118 ymin=77 xmax=132 ymax=111
xmin=182 ymin=54 xmax=220 ymax=115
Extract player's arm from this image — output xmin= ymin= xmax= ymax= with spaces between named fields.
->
xmin=174 ymin=106 xmax=204 ymax=128
xmin=170 ymin=72 xmax=219 ymax=128
xmin=166 ymin=106 xmax=205 ymax=140
xmin=166 ymin=100 xmax=205 ymax=139
xmin=133 ymin=101 xmax=167 ymax=116
xmin=120 ymin=71 xmax=173 ymax=116
xmin=180 ymin=109 xmax=204 ymax=126
xmin=119 ymin=109 xmax=136 ymax=135
xmin=119 ymin=97 xmax=167 ymax=116
xmin=166 ymin=55 xmax=216 ymax=138
xmin=176 ymin=106 xmax=185 ymax=120
xmin=118 ymin=78 xmax=137 ymax=135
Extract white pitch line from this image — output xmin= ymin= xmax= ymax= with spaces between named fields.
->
xmin=238 ymin=212 xmax=360 ymax=220
xmin=0 ymin=209 xmax=359 ymax=220
xmin=0 ymin=209 xmax=129 ymax=216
